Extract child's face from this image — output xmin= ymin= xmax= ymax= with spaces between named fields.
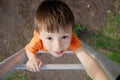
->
xmin=39 ymin=28 xmax=72 ymax=57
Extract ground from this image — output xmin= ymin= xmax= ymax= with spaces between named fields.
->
xmin=0 ymin=0 xmax=119 ymax=80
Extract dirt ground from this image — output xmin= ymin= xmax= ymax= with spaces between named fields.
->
xmin=0 ymin=0 xmax=117 ymax=80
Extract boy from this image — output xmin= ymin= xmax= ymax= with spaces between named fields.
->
xmin=25 ymin=0 xmax=109 ymax=80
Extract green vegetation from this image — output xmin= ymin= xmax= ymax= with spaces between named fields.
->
xmin=86 ymin=76 xmax=92 ymax=80
xmin=103 ymin=13 xmax=120 ymax=41
xmin=86 ymin=31 xmax=120 ymax=65
xmin=7 ymin=76 xmax=25 ymax=80
xmin=73 ymin=24 xmax=85 ymax=35
xmin=7 ymin=71 xmax=26 ymax=80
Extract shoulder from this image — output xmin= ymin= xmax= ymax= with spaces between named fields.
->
xmin=69 ymin=33 xmax=82 ymax=51
xmin=25 ymin=30 xmax=43 ymax=53
xmin=33 ymin=30 xmax=39 ymax=38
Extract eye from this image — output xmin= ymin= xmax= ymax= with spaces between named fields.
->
xmin=46 ymin=37 xmax=52 ymax=40
xmin=62 ymin=36 xmax=68 ymax=39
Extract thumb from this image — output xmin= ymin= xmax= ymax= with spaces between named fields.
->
xmin=39 ymin=61 xmax=43 ymax=68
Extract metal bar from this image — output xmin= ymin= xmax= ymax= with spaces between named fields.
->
xmin=15 ymin=64 xmax=84 ymax=70
xmin=38 ymin=50 xmax=74 ymax=54
xmin=81 ymin=41 xmax=120 ymax=80
xmin=0 ymin=49 xmax=27 ymax=80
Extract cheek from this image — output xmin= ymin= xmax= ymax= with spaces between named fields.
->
xmin=43 ymin=40 xmax=52 ymax=49
xmin=62 ymin=38 xmax=71 ymax=47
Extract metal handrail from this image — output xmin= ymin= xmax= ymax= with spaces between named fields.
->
xmin=0 ymin=49 xmax=26 ymax=80
xmin=81 ymin=41 xmax=120 ymax=80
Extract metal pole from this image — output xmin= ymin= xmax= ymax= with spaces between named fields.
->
xmin=81 ymin=41 xmax=120 ymax=80
xmin=38 ymin=50 xmax=74 ymax=54
xmin=0 ymin=49 xmax=26 ymax=80
xmin=15 ymin=64 xmax=84 ymax=70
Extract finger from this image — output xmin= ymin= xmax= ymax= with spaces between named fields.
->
xmin=26 ymin=62 xmax=31 ymax=71
xmin=26 ymin=62 xmax=34 ymax=72
xmin=39 ymin=61 xmax=43 ymax=67
xmin=31 ymin=63 xmax=37 ymax=72
xmin=34 ymin=63 xmax=40 ymax=72
xmin=36 ymin=60 xmax=43 ymax=71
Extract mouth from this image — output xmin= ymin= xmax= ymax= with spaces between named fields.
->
xmin=55 ymin=51 xmax=64 ymax=55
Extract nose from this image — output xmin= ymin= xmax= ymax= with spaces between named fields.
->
xmin=54 ymin=39 xmax=62 ymax=50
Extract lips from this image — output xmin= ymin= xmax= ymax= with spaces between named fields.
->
xmin=55 ymin=51 xmax=64 ymax=55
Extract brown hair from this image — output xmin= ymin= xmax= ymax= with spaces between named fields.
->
xmin=35 ymin=0 xmax=75 ymax=33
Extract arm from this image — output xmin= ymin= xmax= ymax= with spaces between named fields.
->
xmin=25 ymin=31 xmax=43 ymax=72
xmin=75 ymin=47 xmax=109 ymax=80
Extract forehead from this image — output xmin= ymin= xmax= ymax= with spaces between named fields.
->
xmin=39 ymin=28 xmax=72 ymax=36
xmin=40 ymin=29 xmax=72 ymax=34
xmin=39 ymin=24 xmax=72 ymax=33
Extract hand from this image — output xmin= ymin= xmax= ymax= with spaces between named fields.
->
xmin=26 ymin=57 xmax=43 ymax=72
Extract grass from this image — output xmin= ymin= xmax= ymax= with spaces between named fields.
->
xmin=73 ymin=24 xmax=86 ymax=36
xmin=6 ymin=70 xmax=35 ymax=80
xmin=103 ymin=13 xmax=120 ymax=41
xmin=7 ymin=71 xmax=26 ymax=80
xmin=85 ymin=31 xmax=120 ymax=65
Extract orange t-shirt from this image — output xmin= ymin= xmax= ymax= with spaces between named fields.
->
xmin=25 ymin=31 xmax=82 ymax=53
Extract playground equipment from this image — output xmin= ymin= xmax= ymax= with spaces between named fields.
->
xmin=0 ymin=41 xmax=120 ymax=80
